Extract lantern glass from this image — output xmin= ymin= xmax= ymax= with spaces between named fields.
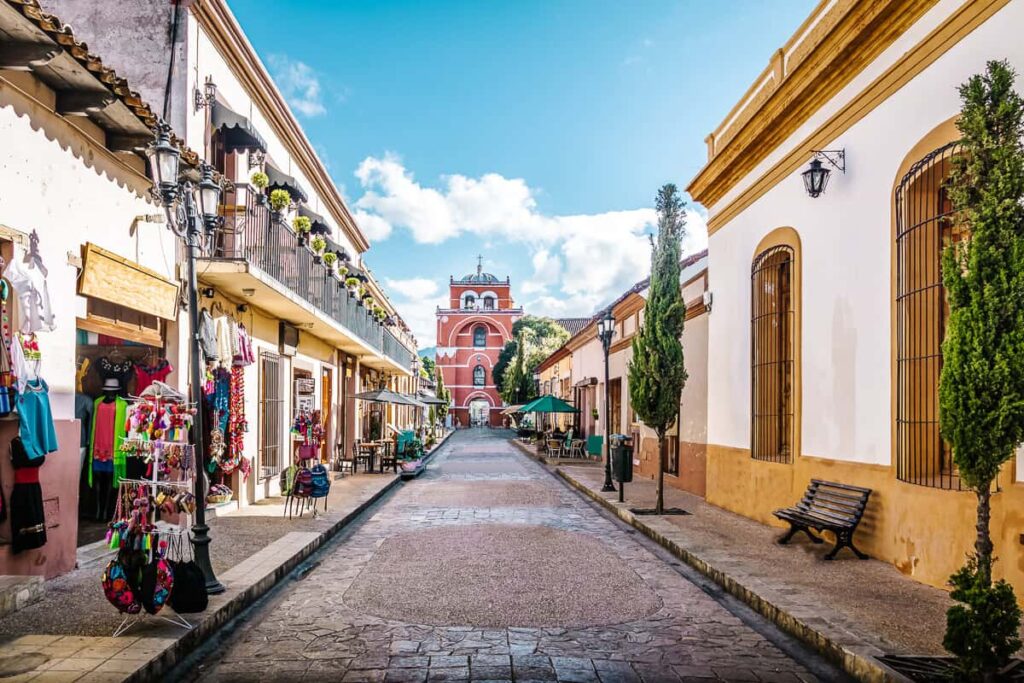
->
xmin=802 ymin=158 xmax=830 ymax=198
xmin=197 ymin=165 xmax=221 ymax=224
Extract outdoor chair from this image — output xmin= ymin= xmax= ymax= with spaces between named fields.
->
xmin=546 ymin=439 xmax=563 ymax=458
xmin=568 ymin=439 xmax=585 ymax=459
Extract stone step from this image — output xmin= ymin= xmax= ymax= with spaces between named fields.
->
xmin=0 ymin=575 xmax=43 ymax=619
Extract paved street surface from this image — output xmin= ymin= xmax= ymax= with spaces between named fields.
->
xmin=188 ymin=430 xmax=841 ymax=682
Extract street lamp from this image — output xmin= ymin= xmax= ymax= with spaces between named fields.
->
xmin=411 ymin=357 xmax=421 ymax=436
xmin=597 ymin=308 xmax=616 ymax=492
xmin=146 ymin=121 xmax=225 ymax=595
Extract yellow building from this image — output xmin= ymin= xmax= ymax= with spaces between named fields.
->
xmin=688 ymin=0 xmax=1024 ymax=593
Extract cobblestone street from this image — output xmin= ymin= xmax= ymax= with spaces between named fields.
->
xmin=188 ymin=430 xmax=842 ymax=682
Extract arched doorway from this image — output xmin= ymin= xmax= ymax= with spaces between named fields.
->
xmin=468 ymin=398 xmax=489 ymax=427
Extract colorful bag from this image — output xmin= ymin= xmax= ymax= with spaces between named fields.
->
xmin=293 ymin=467 xmax=313 ymax=498
xmin=279 ymin=465 xmax=297 ymax=496
xmin=310 ymin=464 xmax=330 ymax=498
xmin=140 ymin=557 xmax=174 ymax=615
xmin=101 ymin=559 xmax=141 ymax=614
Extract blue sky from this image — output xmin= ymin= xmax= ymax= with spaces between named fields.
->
xmin=230 ymin=0 xmax=816 ymax=347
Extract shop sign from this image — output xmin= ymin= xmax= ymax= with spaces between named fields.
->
xmin=78 ymin=243 xmax=178 ymax=320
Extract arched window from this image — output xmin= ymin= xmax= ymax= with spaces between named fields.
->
xmin=473 ymin=365 xmax=486 ymax=386
xmin=463 ymin=294 xmax=475 ymax=309
xmin=895 ymin=140 xmax=964 ymax=489
xmin=751 ymin=244 xmax=795 ymax=463
xmin=473 ymin=325 xmax=487 ymax=347
xmin=483 ymin=296 xmax=495 ymax=310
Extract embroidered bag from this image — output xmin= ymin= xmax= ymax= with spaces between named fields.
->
xmin=293 ymin=467 xmax=313 ymax=498
xmin=310 ymin=464 xmax=330 ymax=498
xmin=101 ymin=559 xmax=141 ymax=614
xmin=140 ymin=557 xmax=175 ymax=615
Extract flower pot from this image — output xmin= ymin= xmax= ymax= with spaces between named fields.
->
xmin=297 ymin=234 xmax=307 ymax=248
xmin=313 ymin=254 xmax=322 ymax=264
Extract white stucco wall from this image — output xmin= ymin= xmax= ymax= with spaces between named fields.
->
xmin=705 ymin=0 xmax=1024 ymax=465
xmin=187 ymin=16 xmax=359 ymax=261
xmin=0 ymin=74 xmax=179 ymax=419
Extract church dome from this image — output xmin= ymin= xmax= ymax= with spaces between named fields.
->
xmin=459 ymin=271 xmax=499 ymax=284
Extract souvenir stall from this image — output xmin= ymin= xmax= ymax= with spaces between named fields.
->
xmin=0 ymin=235 xmax=79 ymax=579
xmin=99 ymin=382 xmax=209 ymax=635
xmin=281 ymin=407 xmax=329 ymax=518
xmin=198 ymin=303 xmax=255 ymax=508
xmin=74 ymin=305 xmax=174 ymax=546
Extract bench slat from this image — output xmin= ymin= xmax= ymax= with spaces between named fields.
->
xmin=811 ymin=478 xmax=871 ymax=495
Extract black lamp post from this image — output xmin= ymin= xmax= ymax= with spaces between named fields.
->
xmin=146 ymin=121 xmax=226 ymax=595
xmin=597 ymin=309 xmax=616 ymax=492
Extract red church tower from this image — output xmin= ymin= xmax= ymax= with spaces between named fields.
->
xmin=436 ymin=259 xmax=520 ymax=427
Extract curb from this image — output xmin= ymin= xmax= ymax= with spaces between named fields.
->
xmin=554 ymin=467 xmax=909 ymax=683
xmin=128 ymin=473 xmax=403 ymax=683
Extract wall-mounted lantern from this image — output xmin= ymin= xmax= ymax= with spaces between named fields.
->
xmin=801 ymin=149 xmax=845 ymax=198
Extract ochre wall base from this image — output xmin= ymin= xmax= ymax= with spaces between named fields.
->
xmin=706 ymin=444 xmax=1024 ymax=595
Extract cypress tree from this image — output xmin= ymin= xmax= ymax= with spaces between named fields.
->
xmin=434 ymin=365 xmax=451 ymax=424
xmin=628 ymin=184 xmax=688 ymax=514
xmin=939 ymin=59 xmax=1024 ymax=676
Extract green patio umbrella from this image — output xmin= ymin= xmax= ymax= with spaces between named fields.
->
xmin=520 ymin=394 xmax=578 ymax=414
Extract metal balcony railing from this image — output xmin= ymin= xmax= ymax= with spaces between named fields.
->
xmin=208 ymin=184 xmax=415 ymax=368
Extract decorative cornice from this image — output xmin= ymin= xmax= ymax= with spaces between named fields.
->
xmin=688 ymin=0 xmax=938 ymax=210
xmin=191 ymin=0 xmax=369 ymax=253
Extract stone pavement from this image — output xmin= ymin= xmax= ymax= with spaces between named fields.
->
xmin=188 ymin=429 xmax=845 ymax=682
xmin=552 ymin=459 xmax=958 ymax=681
xmin=0 ymin=467 xmax=402 ymax=682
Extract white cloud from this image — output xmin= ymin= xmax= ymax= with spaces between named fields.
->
xmin=356 ymin=155 xmax=709 ymax=334
xmin=384 ymin=278 xmax=438 ymax=299
xmin=383 ymin=278 xmax=446 ymax=347
xmin=268 ymin=54 xmax=327 ymax=117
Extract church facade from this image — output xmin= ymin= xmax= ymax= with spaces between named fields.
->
xmin=436 ymin=262 xmax=520 ymax=427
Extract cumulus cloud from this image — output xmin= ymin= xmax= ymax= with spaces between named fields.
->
xmin=383 ymin=278 xmax=447 ymax=347
xmin=356 ymin=154 xmax=709 ymax=329
xmin=268 ymin=54 xmax=327 ymax=117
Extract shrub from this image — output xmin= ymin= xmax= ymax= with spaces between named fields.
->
xmin=292 ymin=216 xmax=312 ymax=234
xmin=310 ymin=236 xmax=327 ymax=253
xmin=944 ymin=557 xmax=1023 ymax=679
xmin=250 ymin=171 xmax=269 ymax=189
xmin=269 ymin=188 xmax=291 ymax=212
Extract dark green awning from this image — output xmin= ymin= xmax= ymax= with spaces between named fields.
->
xmin=266 ymin=162 xmax=308 ymax=203
xmin=211 ymin=101 xmax=267 ymax=154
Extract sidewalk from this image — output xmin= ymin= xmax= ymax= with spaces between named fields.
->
xmin=0 ymin=468 xmax=404 ymax=682
xmin=553 ymin=459 xmax=956 ymax=682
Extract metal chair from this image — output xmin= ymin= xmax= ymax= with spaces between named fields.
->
xmin=546 ymin=439 xmax=563 ymax=458
xmin=569 ymin=439 xmax=585 ymax=459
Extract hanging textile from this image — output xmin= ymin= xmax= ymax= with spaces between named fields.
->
xmin=199 ymin=309 xmax=219 ymax=362
xmin=96 ymin=356 xmax=133 ymax=393
xmin=89 ymin=395 xmax=128 ymax=487
xmin=234 ymin=324 xmax=255 ymax=367
xmin=214 ymin=317 xmax=233 ymax=369
xmin=211 ymin=369 xmax=230 ymax=433
xmin=18 ymin=378 xmax=58 ymax=460
xmin=4 ymin=247 xmax=55 ymax=334
xmin=227 ymin=365 xmax=247 ymax=478
xmin=10 ymin=332 xmax=41 ymax=394
xmin=134 ymin=359 xmax=173 ymax=393
xmin=10 ymin=437 xmax=46 ymax=553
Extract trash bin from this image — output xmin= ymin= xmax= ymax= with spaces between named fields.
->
xmin=610 ymin=434 xmax=633 ymax=483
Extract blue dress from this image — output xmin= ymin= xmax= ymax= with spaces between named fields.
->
xmin=18 ymin=378 xmax=59 ymax=460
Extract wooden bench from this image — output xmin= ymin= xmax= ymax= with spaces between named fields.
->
xmin=773 ymin=479 xmax=872 ymax=560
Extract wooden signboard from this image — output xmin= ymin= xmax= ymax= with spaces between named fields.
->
xmin=78 ymin=243 xmax=179 ymax=321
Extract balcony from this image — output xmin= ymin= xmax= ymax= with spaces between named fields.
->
xmin=197 ymin=185 xmax=414 ymax=374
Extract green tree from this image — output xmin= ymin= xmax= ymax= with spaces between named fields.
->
xmin=513 ymin=316 xmax=570 ymax=371
xmin=434 ymin=365 xmax=451 ymax=425
xmin=419 ymin=355 xmax=435 ymax=379
xmin=939 ymin=60 xmax=1024 ymax=678
xmin=493 ymin=339 xmax=518 ymax=394
xmin=628 ymin=184 xmax=688 ymax=514
xmin=501 ymin=333 xmax=537 ymax=406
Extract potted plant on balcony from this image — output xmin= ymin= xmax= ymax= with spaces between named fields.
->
xmin=292 ymin=215 xmax=312 ymax=246
xmin=322 ymin=250 xmax=337 ymax=276
xmin=310 ymin=235 xmax=327 ymax=263
xmin=336 ymin=262 xmax=349 ymax=289
xmin=346 ymin=276 xmax=360 ymax=296
xmin=363 ymin=292 xmax=375 ymax=309
xmin=269 ymin=188 xmax=291 ymax=216
xmin=250 ymin=171 xmax=269 ymax=207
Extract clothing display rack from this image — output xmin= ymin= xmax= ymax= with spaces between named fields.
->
xmin=103 ymin=384 xmax=197 ymax=637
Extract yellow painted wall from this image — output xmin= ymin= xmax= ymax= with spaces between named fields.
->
xmin=706 ymin=446 xmax=1024 ymax=592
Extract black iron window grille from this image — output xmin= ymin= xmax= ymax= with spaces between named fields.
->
xmin=895 ymin=140 xmax=965 ymax=490
xmin=258 ymin=351 xmax=284 ymax=480
xmin=751 ymin=245 xmax=795 ymax=463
